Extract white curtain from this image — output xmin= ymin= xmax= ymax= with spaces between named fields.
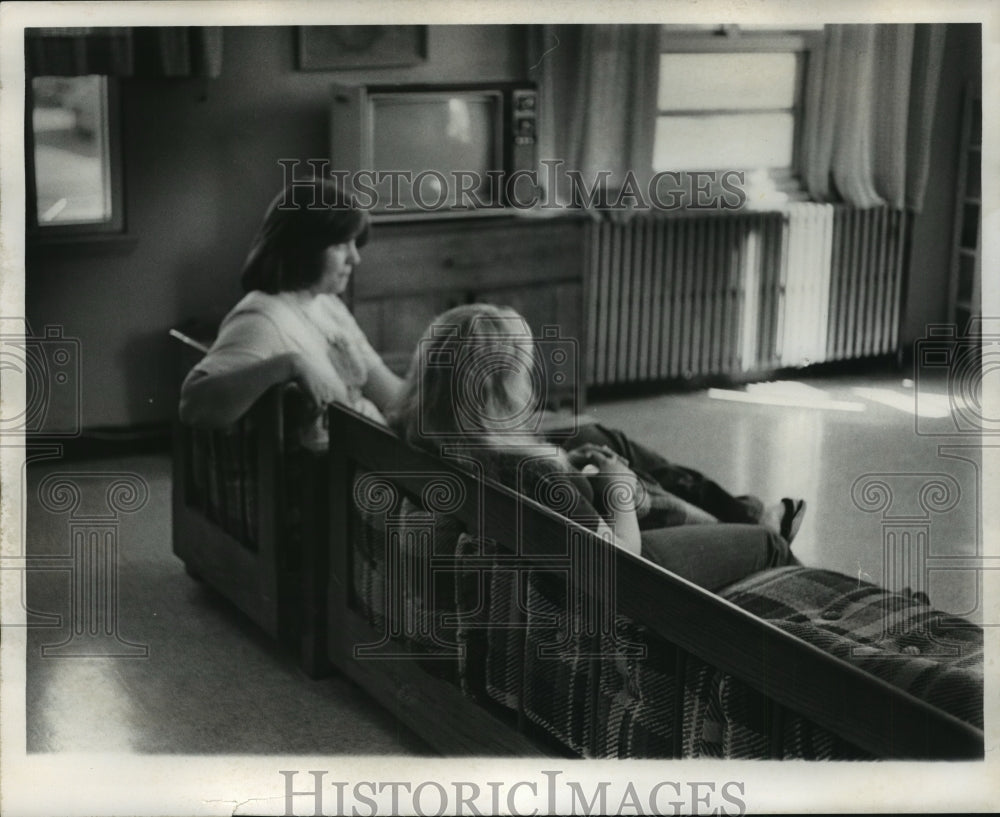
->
xmin=26 ymin=27 xmax=224 ymax=77
xmin=527 ymin=25 xmax=660 ymax=210
xmin=802 ymin=24 xmax=945 ymax=211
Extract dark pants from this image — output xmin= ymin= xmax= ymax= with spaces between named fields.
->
xmin=640 ymin=524 xmax=797 ymax=592
xmin=546 ymin=423 xmax=796 ymax=590
xmin=550 ymin=423 xmax=764 ymax=524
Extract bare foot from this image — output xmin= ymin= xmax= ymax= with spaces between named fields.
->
xmin=762 ymin=498 xmax=807 ymax=543
xmin=761 ymin=502 xmax=785 ymax=536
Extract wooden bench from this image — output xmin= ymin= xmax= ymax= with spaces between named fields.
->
xmin=323 ymin=405 xmax=984 ymax=760
xmin=170 ymin=369 xmax=983 ymax=758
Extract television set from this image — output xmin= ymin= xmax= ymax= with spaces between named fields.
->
xmin=330 ymin=82 xmax=538 ymax=220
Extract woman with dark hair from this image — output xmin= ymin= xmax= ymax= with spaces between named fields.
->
xmin=179 ymin=178 xmax=402 ymax=446
xmin=388 ymin=303 xmax=801 ymax=591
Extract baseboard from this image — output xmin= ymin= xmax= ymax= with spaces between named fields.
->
xmin=27 ymin=423 xmax=172 ymax=461
xmin=585 ymin=354 xmax=905 ymax=403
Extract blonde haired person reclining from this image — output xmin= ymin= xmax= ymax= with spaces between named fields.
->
xmin=387 ymin=303 xmax=802 ymax=591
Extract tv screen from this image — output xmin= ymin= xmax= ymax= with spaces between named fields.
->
xmin=369 ymin=92 xmax=502 ymax=213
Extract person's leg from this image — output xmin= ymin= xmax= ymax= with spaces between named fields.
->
xmin=639 ymin=524 xmax=798 ymax=592
xmin=553 ymin=424 xmax=763 ymax=524
xmin=639 ymin=490 xmax=719 ymax=528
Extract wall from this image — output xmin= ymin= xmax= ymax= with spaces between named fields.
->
xmin=26 ymin=25 xmax=527 ymax=430
xmin=903 ymin=23 xmax=982 ymax=350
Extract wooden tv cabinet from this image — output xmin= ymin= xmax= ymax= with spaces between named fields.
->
xmin=349 ymin=215 xmax=586 ymax=408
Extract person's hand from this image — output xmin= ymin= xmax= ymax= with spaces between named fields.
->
xmin=284 ymin=352 xmax=346 ymax=417
xmin=566 ymin=443 xmax=649 ymax=518
xmin=566 ymin=443 xmax=635 ymax=478
xmin=567 ymin=443 xmax=646 ymax=516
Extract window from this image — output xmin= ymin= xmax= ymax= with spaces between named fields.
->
xmin=654 ymin=26 xmax=822 ymax=199
xmin=27 ymin=75 xmax=124 ymax=237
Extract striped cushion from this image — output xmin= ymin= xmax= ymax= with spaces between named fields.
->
xmin=350 ymin=472 xmax=466 ymax=682
xmin=720 ymin=566 xmax=983 ymax=730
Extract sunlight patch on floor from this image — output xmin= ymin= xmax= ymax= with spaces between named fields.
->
xmin=707 ymin=378 xmax=983 ymax=422
xmin=852 ymin=386 xmax=950 ymax=418
xmin=707 ymin=380 xmax=866 ymax=411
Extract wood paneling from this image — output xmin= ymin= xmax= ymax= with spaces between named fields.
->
xmin=354 ymin=216 xmax=586 ymax=406
xmin=356 ymin=218 xmax=583 ymax=297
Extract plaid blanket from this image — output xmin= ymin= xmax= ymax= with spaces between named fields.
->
xmin=719 ymin=566 xmax=983 ymax=730
xmin=349 ymin=478 xmax=984 ymax=759
xmin=187 ymin=425 xmax=260 ymax=547
xmin=186 ymin=419 xmax=323 ymax=577
xmin=350 ymin=471 xmax=467 ymax=684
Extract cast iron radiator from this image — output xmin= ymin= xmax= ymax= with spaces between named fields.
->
xmin=585 ymin=205 xmax=910 ymax=386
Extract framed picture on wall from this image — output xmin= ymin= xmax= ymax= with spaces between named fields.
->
xmin=296 ymin=26 xmax=428 ymax=70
